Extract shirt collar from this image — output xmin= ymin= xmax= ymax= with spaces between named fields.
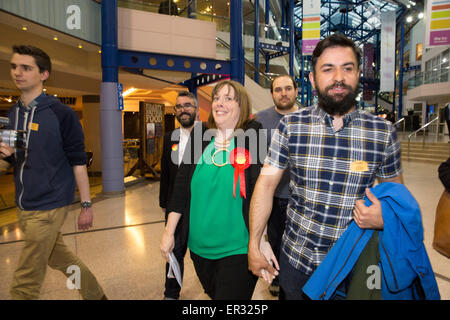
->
xmin=19 ymin=92 xmax=46 ymax=109
xmin=314 ymin=104 xmax=360 ymax=128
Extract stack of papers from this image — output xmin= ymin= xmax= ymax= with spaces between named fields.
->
xmin=167 ymin=252 xmax=182 ymax=287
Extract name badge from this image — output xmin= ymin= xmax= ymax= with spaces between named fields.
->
xmin=350 ymin=160 xmax=369 ymax=172
xmin=29 ymin=122 xmax=39 ymax=131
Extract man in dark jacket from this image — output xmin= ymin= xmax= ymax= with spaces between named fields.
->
xmin=159 ymin=91 xmax=199 ymax=299
xmin=0 ymin=45 xmax=105 ymax=300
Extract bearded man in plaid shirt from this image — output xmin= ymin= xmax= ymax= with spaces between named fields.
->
xmin=248 ymin=33 xmax=403 ymax=300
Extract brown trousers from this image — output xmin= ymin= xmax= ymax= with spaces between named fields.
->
xmin=10 ymin=206 xmax=104 ymax=300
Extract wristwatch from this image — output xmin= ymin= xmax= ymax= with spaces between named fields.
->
xmin=80 ymin=201 xmax=92 ymax=209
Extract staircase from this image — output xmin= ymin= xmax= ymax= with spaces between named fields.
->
xmin=401 ymin=141 xmax=450 ymax=164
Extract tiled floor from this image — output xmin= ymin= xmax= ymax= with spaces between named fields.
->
xmin=0 ymin=160 xmax=448 ymax=300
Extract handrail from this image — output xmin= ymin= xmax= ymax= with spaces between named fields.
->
xmin=407 ymin=116 xmax=439 ymax=139
xmin=393 ymin=117 xmax=405 ymax=134
xmin=393 ymin=117 xmax=404 ymax=126
xmin=407 ymin=116 xmax=440 ymax=158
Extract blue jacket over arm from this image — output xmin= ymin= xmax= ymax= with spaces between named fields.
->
xmin=303 ymin=182 xmax=440 ymax=300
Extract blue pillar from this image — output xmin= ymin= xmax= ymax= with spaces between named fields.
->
xmin=289 ymin=0 xmax=294 ymax=77
xmin=230 ymin=0 xmax=244 ymax=84
xmin=101 ymin=0 xmax=124 ymax=195
xmin=254 ymin=0 xmax=260 ymax=84
xmin=398 ymin=17 xmax=405 ymax=120
xmin=281 ymin=0 xmax=286 ymax=41
xmin=375 ymin=30 xmax=380 ymax=109
xmin=301 ymin=55 xmax=305 ymax=106
xmin=265 ymin=0 xmax=270 ymax=38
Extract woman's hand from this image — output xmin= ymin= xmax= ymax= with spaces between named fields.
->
xmin=160 ymin=229 xmax=175 ymax=262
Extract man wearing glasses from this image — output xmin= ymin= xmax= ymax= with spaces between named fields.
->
xmin=159 ymin=91 xmax=199 ymax=300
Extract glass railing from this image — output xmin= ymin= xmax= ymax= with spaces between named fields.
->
xmin=118 ymin=0 xmax=159 ymax=14
xmin=117 ymin=0 xmax=298 ymax=88
xmin=117 ymin=0 xmax=283 ymax=42
xmin=408 ymin=68 xmax=450 ymax=89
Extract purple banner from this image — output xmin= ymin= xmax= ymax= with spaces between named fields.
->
xmin=430 ymin=30 xmax=450 ymax=46
xmin=302 ymin=39 xmax=320 ymax=55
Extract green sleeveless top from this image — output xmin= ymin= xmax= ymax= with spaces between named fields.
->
xmin=188 ymin=138 xmax=249 ymax=259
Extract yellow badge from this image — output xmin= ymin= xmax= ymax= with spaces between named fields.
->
xmin=29 ymin=122 xmax=39 ymax=131
xmin=350 ymin=160 xmax=369 ymax=172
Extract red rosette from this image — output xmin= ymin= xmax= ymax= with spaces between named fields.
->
xmin=229 ymin=148 xmax=252 ymax=199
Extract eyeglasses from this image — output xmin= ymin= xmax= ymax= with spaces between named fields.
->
xmin=174 ymin=103 xmax=196 ymax=111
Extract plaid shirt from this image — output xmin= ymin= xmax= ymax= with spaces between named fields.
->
xmin=265 ymin=105 xmax=402 ymax=274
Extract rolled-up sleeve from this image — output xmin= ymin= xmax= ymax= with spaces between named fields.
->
xmin=264 ymin=116 xmax=290 ymax=170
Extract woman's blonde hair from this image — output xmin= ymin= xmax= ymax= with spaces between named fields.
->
xmin=207 ymin=80 xmax=252 ymax=130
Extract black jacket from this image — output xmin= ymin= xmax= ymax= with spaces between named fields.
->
xmin=167 ymin=120 xmax=264 ymax=247
xmin=159 ymin=122 xmax=205 ymax=209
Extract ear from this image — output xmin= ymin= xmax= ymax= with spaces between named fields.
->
xmin=309 ymin=72 xmax=316 ymax=90
xmin=40 ymin=70 xmax=50 ymax=82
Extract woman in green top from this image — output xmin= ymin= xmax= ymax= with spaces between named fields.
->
xmin=160 ymin=80 xmax=266 ymax=299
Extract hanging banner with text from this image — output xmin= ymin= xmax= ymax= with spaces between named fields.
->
xmin=380 ymin=11 xmax=396 ymax=92
xmin=302 ymin=0 xmax=321 ymax=55
xmin=425 ymin=0 xmax=450 ymax=47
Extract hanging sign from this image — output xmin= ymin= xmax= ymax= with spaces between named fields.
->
xmin=425 ymin=0 xmax=450 ymax=47
xmin=302 ymin=0 xmax=321 ymax=55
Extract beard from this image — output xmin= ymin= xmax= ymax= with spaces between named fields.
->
xmin=274 ymin=97 xmax=295 ymax=111
xmin=316 ymin=81 xmax=358 ymax=116
xmin=176 ymin=112 xmax=196 ymax=128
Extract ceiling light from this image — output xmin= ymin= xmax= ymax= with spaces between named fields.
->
xmin=122 ymin=87 xmax=137 ymax=97
xmin=418 ymin=12 xmax=424 ymax=19
xmin=406 ymin=16 xmax=413 ymax=23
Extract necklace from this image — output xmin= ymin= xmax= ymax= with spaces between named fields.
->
xmin=212 ymin=148 xmax=229 ymax=167
xmin=212 ymin=137 xmax=231 ymax=167
xmin=214 ymin=138 xmax=230 ymax=150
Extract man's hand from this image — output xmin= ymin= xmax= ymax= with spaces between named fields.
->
xmin=248 ymin=242 xmax=279 ymax=284
xmin=353 ymin=188 xmax=384 ymax=229
xmin=78 ymin=207 xmax=94 ymax=231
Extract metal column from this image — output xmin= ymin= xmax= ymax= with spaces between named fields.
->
xmin=230 ymin=0 xmax=244 ymax=84
xmin=101 ymin=0 xmax=124 ymax=195
xmin=265 ymin=0 xmax=270 ymax=38
xmin=398 ymin=16 xmax=405 ymax=120
xmin=254 ymin=0 xmax=260 ymax=84
xmin=289 ymin=0 xmax=294 ymax=77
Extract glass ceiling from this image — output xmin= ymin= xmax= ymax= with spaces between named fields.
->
xmin=293 ymin=0 xmax=423 ymax=45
